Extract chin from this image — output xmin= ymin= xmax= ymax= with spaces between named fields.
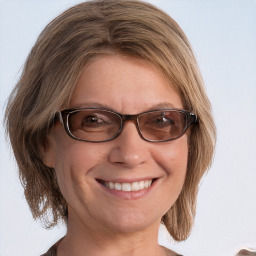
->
xmin=98 ymin=209 xmax=161 ymax=235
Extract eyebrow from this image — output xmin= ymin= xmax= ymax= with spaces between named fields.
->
xmin=69 ymin=103 xmax=116 ymax=111
xmin=68 ymin=102 xmax=178 ymax=113
xmin=145 ymin=102 xmax=176 ymax=111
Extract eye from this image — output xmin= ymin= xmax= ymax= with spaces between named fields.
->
xmin=139 ymin=111 xmax=179 ymax=132
xmin=82 ymin=115 xmax=104 ymax=127
xmin=68 ymin=111 xmax=113 ymax=132
xmin=151 ymin=113 xmax=174 ymax=128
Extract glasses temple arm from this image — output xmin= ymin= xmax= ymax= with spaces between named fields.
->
xmin=58 ymin=112 xmax=64 ymax=124
xmin=190 ymin=113 xmax=198 ymax=123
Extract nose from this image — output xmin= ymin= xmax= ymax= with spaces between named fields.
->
xmin=108 ymin=122 xmax=150 ymax=168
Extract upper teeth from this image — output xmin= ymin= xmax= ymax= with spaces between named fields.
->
xmin=103 ymin=180 xmax=153 ymax=191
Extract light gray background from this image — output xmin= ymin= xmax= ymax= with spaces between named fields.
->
xmin=0 ymin=1 xmax=255 ymax=255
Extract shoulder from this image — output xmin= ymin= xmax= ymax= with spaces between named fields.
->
xmin=165 ymin=247 xmax=183 ymax=256
xmin=40 ymin=237 xmax=64 ymax=256
xmin=41 ymin=251 xmax=55 ymax=256
xmin=40 ymin=246 xmax=57 ymax=256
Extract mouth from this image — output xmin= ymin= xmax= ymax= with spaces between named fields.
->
xmin=96 ymin=178 xmax=158 ymax=192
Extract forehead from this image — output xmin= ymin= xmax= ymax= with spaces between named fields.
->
xmin=69 ymin=54 xmax=184 ymax=113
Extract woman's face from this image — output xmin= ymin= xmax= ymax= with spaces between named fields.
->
xmin=44 ymin=54 xmax=188 ymax=235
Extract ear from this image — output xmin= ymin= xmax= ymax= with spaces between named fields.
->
xmin=40 ymin=134 xmax=56 ymax=169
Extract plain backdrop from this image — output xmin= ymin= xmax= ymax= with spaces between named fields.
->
xmin=0 ymin=1 xmax=256 ymax=256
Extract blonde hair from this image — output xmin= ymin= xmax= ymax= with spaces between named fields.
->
xmin=5 ymin=0 xmax=216 ymax=241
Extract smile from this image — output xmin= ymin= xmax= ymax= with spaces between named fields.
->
xmin=96 ymin=178 xmax=158 ymax=199
xmin=103 ymin=180 xmax=153 ymax=191
xmin=96 ymin=178 xmax=157 ymax=192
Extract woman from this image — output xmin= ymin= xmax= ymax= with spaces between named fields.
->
xmin=5 ymin=0 xmax=216 ymax=255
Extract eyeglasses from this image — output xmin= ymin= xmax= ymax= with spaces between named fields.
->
xmin=58 ymin=108 xmax=197 ymax=143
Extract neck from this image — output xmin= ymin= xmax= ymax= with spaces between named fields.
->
xmin=58 ymin=208 xmax=168 ymax=256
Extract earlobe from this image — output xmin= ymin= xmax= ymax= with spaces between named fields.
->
xmin=40 ymin=137 xmax=56 ymax=169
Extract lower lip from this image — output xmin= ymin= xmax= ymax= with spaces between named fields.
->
xmin=97 ymin=179 xmax=158 ymax=200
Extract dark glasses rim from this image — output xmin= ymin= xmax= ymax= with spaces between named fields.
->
xmin=58 ymin=107 xmax=198 ymax=143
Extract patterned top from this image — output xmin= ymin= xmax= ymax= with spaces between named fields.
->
xmin=41 ymin=237 xmax=183 ymax=256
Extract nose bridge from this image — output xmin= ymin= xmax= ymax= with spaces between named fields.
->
xmin=121 ymin=114 xmax=141 ymax=138
xmin=121 ymin=113 xmax=138 ymax=123
xmin=108 ymin=118 xmax=150 ymax=168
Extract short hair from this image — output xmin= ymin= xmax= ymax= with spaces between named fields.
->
xmin=5 ymin=0 xmax=216 ymax=241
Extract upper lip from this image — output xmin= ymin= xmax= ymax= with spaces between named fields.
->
xmin=96 ymin=177 xmax=159 ymax=183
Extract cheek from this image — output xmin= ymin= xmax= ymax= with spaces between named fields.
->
xmin=153 ymin=135 xmax=188 ymax=176
xmin=147 ymin=136 xmax=189 ymax=215
xmin=53 ymin=126 xmax=103 ymax=171
xmin=51 ymin=132 xmax=106 ymax=198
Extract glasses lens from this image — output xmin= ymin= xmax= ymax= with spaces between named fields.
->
xmin=67 ymin=109 xmax=121 ymax=141
xmin=138 ymin=110 xmax=187 ymax=141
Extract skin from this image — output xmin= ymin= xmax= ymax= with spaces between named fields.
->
xmin=43 ymin=54 xmax=188 ymax=256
